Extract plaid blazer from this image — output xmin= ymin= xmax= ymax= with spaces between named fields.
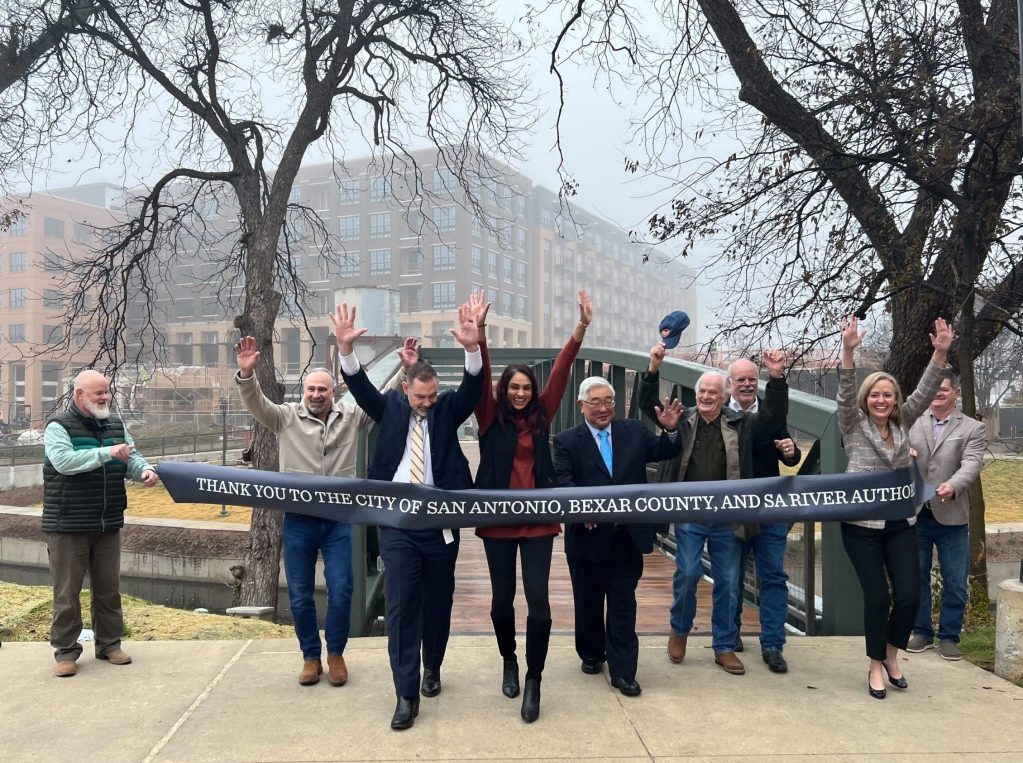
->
xmin=836 ymin=361 xmax=944 ymax=528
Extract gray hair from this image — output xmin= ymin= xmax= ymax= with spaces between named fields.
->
xmin=304 ymin=367 xmax=335 ymax=384
xmin=577 ymin=376 xmax=614 ymax=402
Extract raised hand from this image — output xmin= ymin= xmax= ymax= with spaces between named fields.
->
xmin=450 ymin=300 xmax=480 ymax=350
xmin=578 ymin=288 xmax=593 ymax=326
xmin=762 ymin=348 xmax=787 ymax=378
xmin=841 ymin=315 xmax=864 ymax=352
xmin=648 ymin=342 xmax=666 ymax=373
xmin=774 ymin=438 xmax=796 ymax=460
xmin=654 ymin=396 xmax=684 ymax=431
xmin=397 ymin=337 xmax=420 ymax=369
xmin=329 ymin=303 xmax=368 ymax=353
xmin=929 ymin=317 xmax=953 ymax=354
xmin=469 ymin=288 xmax=492 ymax=329
xmin=235 ymin=335 xmax=260 ymax=377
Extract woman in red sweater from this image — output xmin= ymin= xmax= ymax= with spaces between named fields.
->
xmin=472 ymin=288 xmax=592 ymax=723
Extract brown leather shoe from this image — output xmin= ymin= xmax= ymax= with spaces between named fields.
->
xmin=714 ymin=651 xmax=745 ymax=675
xmin=54 ymin=660 xmax=78 ymax=677
xmin=299 ymin=659 xmax=323 ymax=686
xmin=667 ymin=631 xmax=687 ymax=664
xmin=327 ymin=654 xmax=348 ymax=686
xmin=97 ymin=649 xmax=132 ymax=665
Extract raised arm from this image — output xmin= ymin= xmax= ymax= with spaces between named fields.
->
xmin=837 ymin=316 xmax=864 ymax=435
xmin=902 ymin=318 xmax=954 ymax=425
xmin=470 ymin=290 xmax=497 ymax=434
xmin=540 ymin=289 xmax=591 ymax=419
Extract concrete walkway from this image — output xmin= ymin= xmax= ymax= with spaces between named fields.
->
xmin=2 ymin=635 xmax=1022 ymax=762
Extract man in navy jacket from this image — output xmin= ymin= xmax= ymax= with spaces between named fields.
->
xmin=553 ymin=376 xmax=683 ymax=697
xmin=332 ymin=301 xmax=483 ymax=730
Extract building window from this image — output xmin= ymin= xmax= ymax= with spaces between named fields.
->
xmin=472 ymin=214 xmax=482 ymax=238
xmin=403 ymin=249 xmax=423 ymax=274
xmin=400 ymin=321 xmax=422 ymax=338
xmin=9 ymin=217 xmax=27 ymax=236
xmin=369 ymin=212 xmax=391 ymax=238
xmin=340 ymin=179 xmax=360 ymax=205
xmin=516 ymin=261 xmax=527 ymax=286
xmin=201 ymin=296 xmax=220 ymax=318
xmin=432 ymin=281 xmax=456 ymax=309
xmin=499 ymin=220 xmax=512 ymax=249
xmin=370 ymin=176 xmax=391 ymax=203
xmin=502 ymin=291 xmax=513 ymax=315
xmin=10 ymin=251 xmax=26 ymax=272
xmin=341 ymin=255 xmax=361 ymax=277
xmin=43 ymin=289 xmax=63 ymax=309
xmin=175 ymin=298 xmax=194 ymax=320
xmin=288 ymin=186 xmax=301 ymax=203
xmin=517 ymin=227 xmax=527 ymax=252
xmin=433 ymin=244 xmax=456 ymax=271
xmin=339 ymin=215 xmax=360 ymax=241
xmin=486 ymin=287 xmax=499 ymax=312
xmin=73 ymin=329 xmax=89 ymax=348
xmin=542 ymin=208 xmax=552 ymax=226
xmin=9 ymin=324 xmax=26 ymax=342
xmin=471 ymin=246 xmax=482 ymax=274
xmin=73 ymin=223 xmax=94 ymax=244
xmin=42 ymin=253 xmax=62 ymax=272
xmin=433 ymin=167 xmax=456 ymax=193
xmin=401 ymin=285 xmax=423 ymax=310
xmin=433 ymin=206 xmax=456 ymax=232
xmin=515 ymin=295 xmax=527 ymax=319
xmin=502 ymin=256 xmax=513 ymax=282
xmin=369 ymin=248 xmax=391 ymax=275
xmin=10 ymin=288 xmax=26 ymax=308
xmin=487 ymin=250 xmax=498 ymax=277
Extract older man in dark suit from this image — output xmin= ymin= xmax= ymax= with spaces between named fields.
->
xmin=553 ymin=376 xmax=683 ymax=697
xmin=907 ymin=370 xmax=986 ymax=660
xmin=332 ymin=301 xmax=483 ymax=730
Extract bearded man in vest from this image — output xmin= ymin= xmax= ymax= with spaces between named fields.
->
xmin=42 ymin=370 xmax=160 ymax=678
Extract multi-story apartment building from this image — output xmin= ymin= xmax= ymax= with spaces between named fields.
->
xmin=0 ymin=184 xmax=123 ymax=427
xmin=2 ymin=153 xmax=697 ymax=424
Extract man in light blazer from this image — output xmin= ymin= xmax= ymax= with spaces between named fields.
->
xmin=907 ymin=369 xmax=986 ymax=660
xmin=553 ymin=376 xmax=683 ymax=697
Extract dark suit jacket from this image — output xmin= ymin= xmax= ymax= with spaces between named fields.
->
xmin=553 ymin=418 xmax=682 ymax=562
xmin=342 ymin=364 xmax=484 ymax=490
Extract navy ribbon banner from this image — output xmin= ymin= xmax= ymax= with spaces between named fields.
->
xmin=157 ymin=461 xmax=933 ymax=529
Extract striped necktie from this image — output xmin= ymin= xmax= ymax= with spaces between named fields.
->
xmin=409 ymin=413 xmax=426 ymax=484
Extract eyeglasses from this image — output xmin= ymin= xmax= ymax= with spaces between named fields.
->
xmin=582 ymin=398 xmax=616 ymax=410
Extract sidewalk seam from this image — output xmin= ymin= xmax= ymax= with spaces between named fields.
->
xmin=142 ymin=639 xmax=252 ymax=763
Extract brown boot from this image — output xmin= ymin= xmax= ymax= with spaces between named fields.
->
xmin=54 ymin=660 xmax=78 ymax=678
xmin=667 ymin=632 xmax=687 ymax=664
xmin=326 ymin=654 xmax=348 ymax=687
xmin=714 ymin=651 xmax=746 ymax=675
xmin=299 ymin=659 xmax=323 ymax=686
xmin=97 ymin=649 xmax=132 ymax=665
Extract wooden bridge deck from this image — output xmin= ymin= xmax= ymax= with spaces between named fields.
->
xmin=451 ymin=440 xmax=761 ymax=638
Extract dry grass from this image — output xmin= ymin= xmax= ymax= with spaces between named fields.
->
xmin=123 ymin=482 xmax=252 ymax=524
xmin=0 ymin=582 xmax=292 ymax=642
xmin=980 ymin=459 xmax=1021 ymax=524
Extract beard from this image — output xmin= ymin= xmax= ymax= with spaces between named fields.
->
xmin=82 ymin=400 xmax=111 ymax=420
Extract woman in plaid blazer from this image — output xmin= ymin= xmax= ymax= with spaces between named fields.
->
xmin=837 ymin=315 xmax=952 ymax=699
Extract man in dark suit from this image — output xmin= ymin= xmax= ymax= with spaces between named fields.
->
xmin=332 ymin=301 xmax=484 ymax=730
xmin=553 ymin=376 xmax=683 ymax=697
xmin=726 ymin=357 xmax=801 ymax=674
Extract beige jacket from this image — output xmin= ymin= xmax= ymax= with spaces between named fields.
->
xmin=236 ymin=372 xmax=371 ymax=478
xmin=908 ymin=409 xmax=986 ymax=526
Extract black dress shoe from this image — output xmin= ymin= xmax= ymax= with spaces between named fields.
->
xmin=391 ymin=696 xmax=420 ymax=730
xmin=762 ymin=650 xmax=788 ymax=674
xmin=502 ymin=658 xmax=520 ymax=698
xmin=610 ymin=676 xmax=642 ymax=696
xmin=882 ymin=661 xmax=908 ymax=689
xmin=520 ymin=676 xmax=541 ymax=723
xmin=867 ymin=673 xmax=887 ymax=700
xmin=580 ymin=658 xmax=603 ymax=675
xmin=421 ymin=668 xmax=442 ymax=697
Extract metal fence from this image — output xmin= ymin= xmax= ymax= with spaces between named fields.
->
xmin=0 ymin=431 xmax=251 ymax=467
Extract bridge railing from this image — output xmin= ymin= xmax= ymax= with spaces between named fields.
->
xmin=421 ymin=345 xmax=862 ymax=637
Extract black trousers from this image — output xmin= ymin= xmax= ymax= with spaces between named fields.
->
xmin=380 ymin=526 xmax=459 ymax=699
xmin=483 ymin=535 xmax=554 ymax=679
xmin=841 ymin=520 xmax=919 ymax=661
xmin=567 ymin=527 xmax=644 ymax=682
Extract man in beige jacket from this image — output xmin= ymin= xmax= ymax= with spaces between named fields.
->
xmin=235 ymin=335 xmax=414 ymax=686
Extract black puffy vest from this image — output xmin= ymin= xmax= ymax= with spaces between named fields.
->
xmin=42 ymin=404 xmax=129 ymax=533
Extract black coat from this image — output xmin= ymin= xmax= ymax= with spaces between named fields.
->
xmin=553 ymin=418 xmax=682 ymax=562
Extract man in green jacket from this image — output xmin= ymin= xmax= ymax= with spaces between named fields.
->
xmin=43 ymin=370 xmax=159 ymax=678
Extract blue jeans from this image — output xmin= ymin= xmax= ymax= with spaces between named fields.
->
xmin=912 ymin=510 xmax=969 ymax=644
xmin=282 ymin=513 xmax=353 ymax=661
xmin=734 ymin=522 xmax=790 ymax=652
xmin=671 ymin=523 xmax=742 ymax=653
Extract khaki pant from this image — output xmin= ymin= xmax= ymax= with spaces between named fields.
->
xmin=46 ymin=530 xmax=123 ymax=662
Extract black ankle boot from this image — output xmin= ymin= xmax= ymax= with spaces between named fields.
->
xmin=521 ymin=676 xmax=541 ymax=723
xmin=502 ymin=658 xmax=520 ymax=698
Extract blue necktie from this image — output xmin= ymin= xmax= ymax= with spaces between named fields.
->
xmin=598 ymin=429 xmax=612 ymax=475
